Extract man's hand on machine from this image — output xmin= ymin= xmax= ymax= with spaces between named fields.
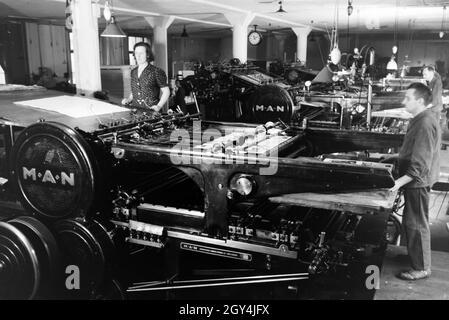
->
xmin=167 ymin=106 xmax=183 ymax=115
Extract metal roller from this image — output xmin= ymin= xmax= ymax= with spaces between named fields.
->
xmin=53 ymin=218 xmax=117 ymax=298
xmin=0 ymin=221 xmax=40 ymax=299
xmin=8 ymin=216 xmax=61 ymax=298
xmin=94 ymin=278 xmax=127 ymax=300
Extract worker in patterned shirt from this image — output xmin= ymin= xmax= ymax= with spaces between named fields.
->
xmin=122 ymin=42 xmax=170 ymax=112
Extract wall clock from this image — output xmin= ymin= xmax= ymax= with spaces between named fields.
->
xmin=248 ymin=25 xmax=262 ymax=46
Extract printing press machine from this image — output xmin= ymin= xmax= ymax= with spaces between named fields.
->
xmin=183 ymin=62 xmax=407 ymax=152
xmin=0 ymin=89 xmax=402 ymax=299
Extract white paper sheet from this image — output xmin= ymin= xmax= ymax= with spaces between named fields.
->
xmin=14 ymin=95 xmax=129 ymax=118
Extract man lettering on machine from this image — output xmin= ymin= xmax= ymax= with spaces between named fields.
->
xmin=390 ymin=83 xmax=441 ymax=281
xmin=122 ymin=42 xmax=170 ymax=113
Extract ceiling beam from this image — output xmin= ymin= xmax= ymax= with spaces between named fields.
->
xmin=188 ymin=0 xmax=324 ymax=31
xmin=170 ymin=16 xmax=230 ymax=27
xmin=256 ymin=13 xmax=324 ymax=31
xmin=189 ymin=0 xmax=249 ymax=14
xmin=50 ymin=0 xmax=231 ymax=28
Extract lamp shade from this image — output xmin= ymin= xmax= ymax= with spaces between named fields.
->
xmin=101 ymin=16 xmax=126 ymax=38
xmin=386 ymin=58 xmax=398 ymax=70
xmin=276 ymin=1 xmax=286 ymax=13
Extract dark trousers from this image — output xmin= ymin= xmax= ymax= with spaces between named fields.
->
xmin=403 ymin=187 xmax=431 ymax=271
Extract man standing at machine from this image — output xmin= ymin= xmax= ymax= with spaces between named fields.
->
xmin=390 ymin=82 xmax=441 ymax=280
xmin=122 ymin=42 xmax=170 ymax=112
xmin=423 ymin=65 xmax=443 ymax=116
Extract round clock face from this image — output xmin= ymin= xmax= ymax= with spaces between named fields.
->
xmin=248 ymin=31 xmax=262 ymax=46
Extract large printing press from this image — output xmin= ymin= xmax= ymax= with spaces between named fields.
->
xmin=183 ymin=48 xmax=412 ymax=129
xmin=0 ymin=47 xmax=420 ymax=300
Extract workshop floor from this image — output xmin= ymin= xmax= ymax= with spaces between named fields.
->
xmin=429 ymin=147 xmax=449 ymax=253
xmin=374 ymin=148 xmax=449 ymax=300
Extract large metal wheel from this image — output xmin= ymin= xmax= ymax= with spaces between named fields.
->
xmin=94 ymin=278 xmax=127 ymax=300
xmin=0 ymin=221 xmax=40 ymax=299
xmin=53 ymin=218 xmax=117 ymax=298
xmin=8 ymin=216 xmax=61 ymax=297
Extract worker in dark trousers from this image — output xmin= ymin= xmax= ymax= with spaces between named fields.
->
xmin=390 ymin=82 xmax=441 ymax=280
xmin=423 ymin=65 xmax=443 ymax=114
xmin=423 ymin=65 xmax=447 ymax=132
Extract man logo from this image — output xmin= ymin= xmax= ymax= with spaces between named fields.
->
xmin=22 ymin=167 xmax=75 ymax=186
xmin=255 ymin=105 xmax=285 ymax=112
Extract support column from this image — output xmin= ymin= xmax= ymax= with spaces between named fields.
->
xmin=274 ymin=34 xmax=288 ymax=62
xmin=224 ymin=13 xmax=255 ymax=63
xmin=292 ymin=27 xmax=312 ymax=65
xmin=265 ymin=31 xmax=274 ymax=60
xmin=71 ymin=0 xmax=101 ymax=96
xmin=145 ymin=16 xmax=175 ymax=74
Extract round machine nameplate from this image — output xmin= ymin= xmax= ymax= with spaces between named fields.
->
xmin=248 ymin=84 xmax=294 ymax=124
xmin=10 ymin=122 xmax=97 ymax=220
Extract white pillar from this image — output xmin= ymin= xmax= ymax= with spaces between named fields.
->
xmin=71 ymin=0 xmax=102 ymax=96
xmin=0 ymin=63 xmax=5 ymax=84
xmin=145 ymin=16 xmax=175 ymax=74
xmin=224 ymin=13 xmax=255 ymax=63
xmin=292 ymin=27 xmax=312 ymax=65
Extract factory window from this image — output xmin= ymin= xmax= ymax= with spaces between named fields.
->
xmin=69 ymin=32 xmax=76 ymax=85
xmin=128 ymin=36 xmax=150 ymax=66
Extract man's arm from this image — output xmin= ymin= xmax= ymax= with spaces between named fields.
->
xmin=390 ymin=175 xmax=413 ymax=192
xmin=391 ymin=118 xmax=439 ymax=191
xmin=407 ymin=121 xmax=438 ymax=183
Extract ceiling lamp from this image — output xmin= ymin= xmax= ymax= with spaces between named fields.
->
xmin=103 ymin=0 xmax=112 ymax=22
xmin=101 ymin=16 xmax=126 ymax=37
xmin=387 ymin=56 xmax=398 ymax=71
xmin=181 ymin=25 xmax=189 ymax=38
xmin=347 ymin=0 xmax=353 ymax=16
xmin=440 ymin=6 xmax=447 ymax=39
xmin=276 ymin=1 xmax=287 ymax=13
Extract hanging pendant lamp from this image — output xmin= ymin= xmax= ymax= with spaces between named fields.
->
xmin=276 ymin=1 xmax=287 ymax=13
xmin=181 ymin=25 xmax=189 ymax=38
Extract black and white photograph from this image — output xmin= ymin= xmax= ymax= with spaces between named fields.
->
xmin=1 ymin=0 xmax=449 ymax=305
